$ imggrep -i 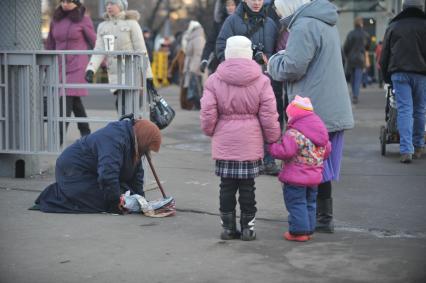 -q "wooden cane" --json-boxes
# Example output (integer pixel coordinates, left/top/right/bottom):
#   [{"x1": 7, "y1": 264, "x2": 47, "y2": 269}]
[{"x1": 145, "y1": 153, "x2": 167, "y2": 199}]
